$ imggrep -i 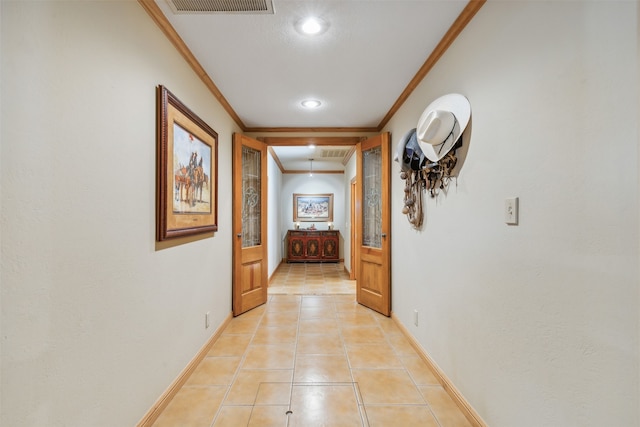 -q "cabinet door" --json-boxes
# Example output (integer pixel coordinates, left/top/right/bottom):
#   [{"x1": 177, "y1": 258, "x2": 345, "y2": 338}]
[
  {"x1": 305, "y1": 232, "x2": 322, "y2": 260},
  {"x1": 288, "y1": 232, "x2": 305, "y2": 261},
  {"x1": 322, "y1": 233, "x2": 339, "y2": 260}
]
